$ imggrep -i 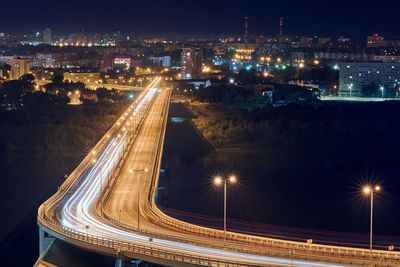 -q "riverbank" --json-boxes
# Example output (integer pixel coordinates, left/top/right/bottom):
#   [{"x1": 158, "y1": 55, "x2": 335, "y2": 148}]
[{"x1": 159, "y1": 101, "x2": 400, "y2": 248}]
